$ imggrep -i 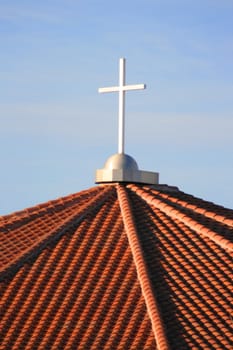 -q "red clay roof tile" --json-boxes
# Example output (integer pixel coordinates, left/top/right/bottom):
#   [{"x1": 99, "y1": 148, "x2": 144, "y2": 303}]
[
  {"x1": 117, "y1": 185, "x2": 168, "y2": 350},
  {"x1": 0, "y1": 183, "x2": 232, "y2": 349}
]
